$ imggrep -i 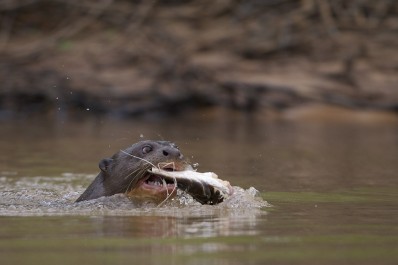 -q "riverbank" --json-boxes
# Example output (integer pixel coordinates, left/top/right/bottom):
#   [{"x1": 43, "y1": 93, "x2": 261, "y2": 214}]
[{"x1": 1, "y1": 0, "x2": 397, "y2": 121}]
